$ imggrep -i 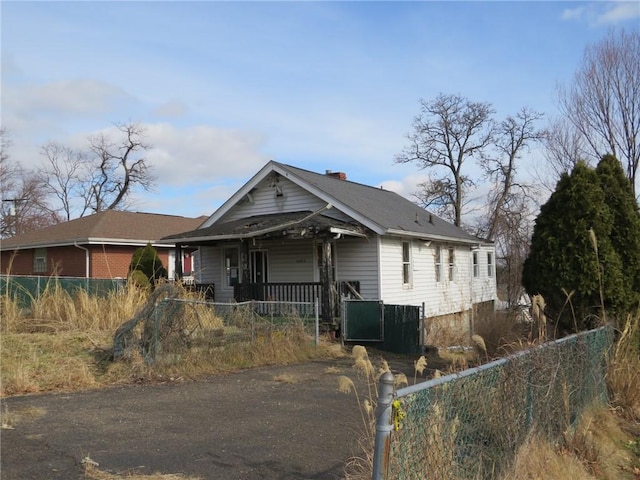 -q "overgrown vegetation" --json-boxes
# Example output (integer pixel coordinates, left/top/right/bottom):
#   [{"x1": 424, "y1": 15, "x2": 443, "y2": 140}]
[
  {"x1": 339, "y1": 310, "x2": 640, "y2": 479},
  {"x1": 0, "y1": 278, "x2": 332, "y2": 397}
]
